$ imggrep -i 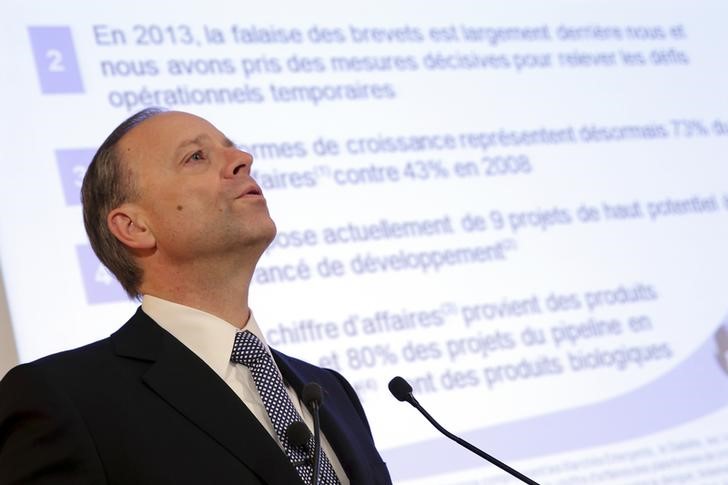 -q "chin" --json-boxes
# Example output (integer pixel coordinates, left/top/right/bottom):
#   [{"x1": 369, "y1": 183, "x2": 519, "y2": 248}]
[
  {"x1": 261, "y1": 218, "x2": 277, "y2": 247},
  {"x1": 249, "y1": 215, "x2": 277, "y2": 250}
]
